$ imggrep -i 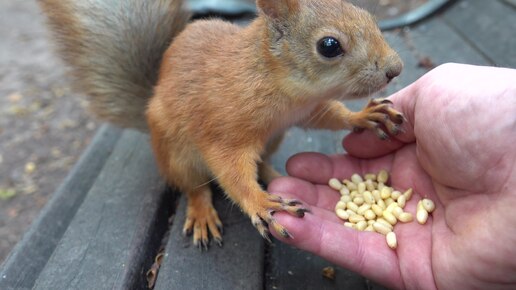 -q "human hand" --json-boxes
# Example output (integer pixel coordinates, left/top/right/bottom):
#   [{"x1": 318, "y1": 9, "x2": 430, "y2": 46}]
[{"x1": 269, "y1": 64, "x2": 516, "y2": 290}]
